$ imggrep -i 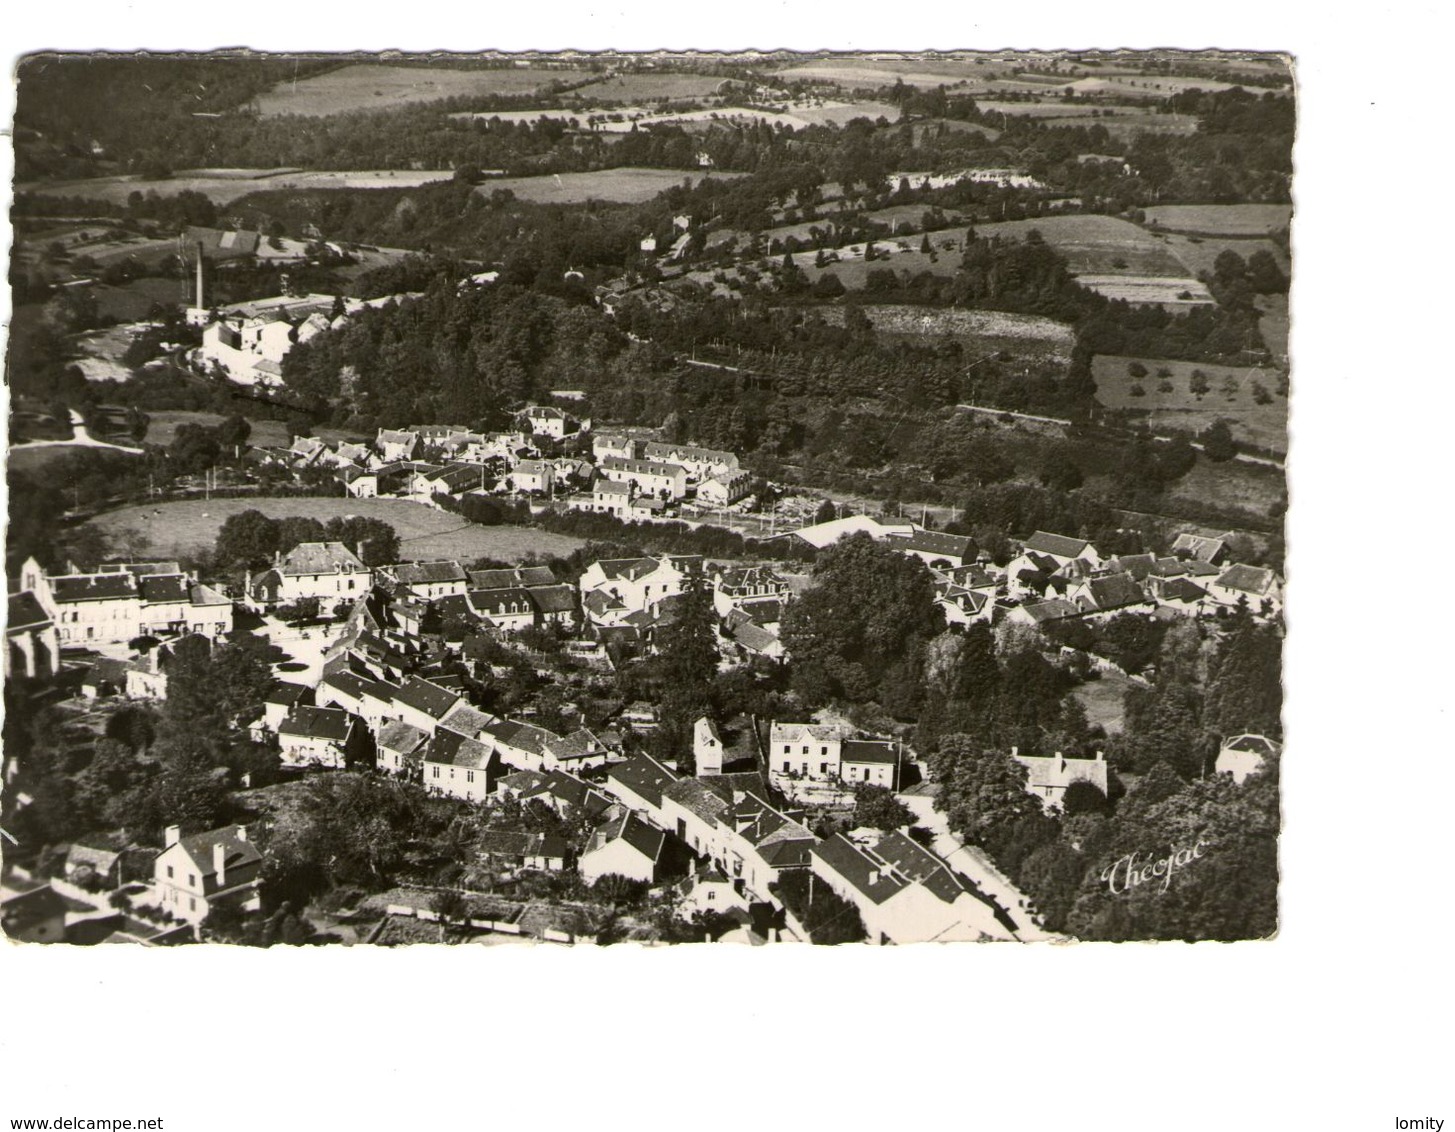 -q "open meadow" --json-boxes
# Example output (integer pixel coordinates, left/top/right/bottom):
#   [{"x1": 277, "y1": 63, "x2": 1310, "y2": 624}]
[
  {"x1": 1162, "y1": 232, "x2": 1290, "y2": 280},
  {"x1": 474, "y1": 168, "x2": 744, "y2": 204},
  {"x1": 1092, "y1": 354, "x2": 1287, "y2": 453},
  {"x1": 972, "y1": 214, "x2": 1189, "y2": 277},
  {"x1": 85, "y1": 497, "x2": 587, "y2": 564},
  {"x1": 813, "y1": 304, "x2": 1075, "y2": 360},
  {"x1": 568, "y1": 73, "x2": 736, "y2": 102},
  {"x1": 1142, "y1": 204, "x2": 1293, "y2": 237},
  {"x1": 253, "y1": 63, "x2": 572, "y2": 117},
  {"x1": 20, "y1": 168, "x2": 454, "y2": 207}
]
